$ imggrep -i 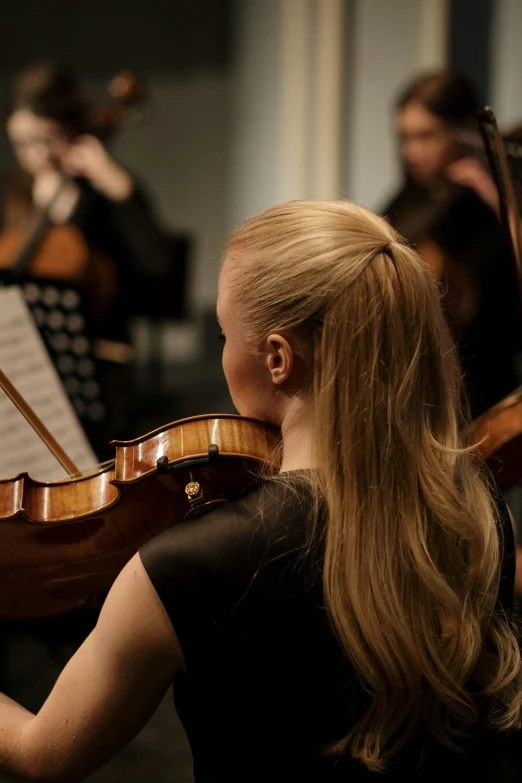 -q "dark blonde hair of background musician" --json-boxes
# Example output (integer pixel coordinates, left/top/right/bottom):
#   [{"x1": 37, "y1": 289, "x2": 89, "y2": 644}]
[{"x1": 0, "y1": 200, "x2": 520, "y2": 782}]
